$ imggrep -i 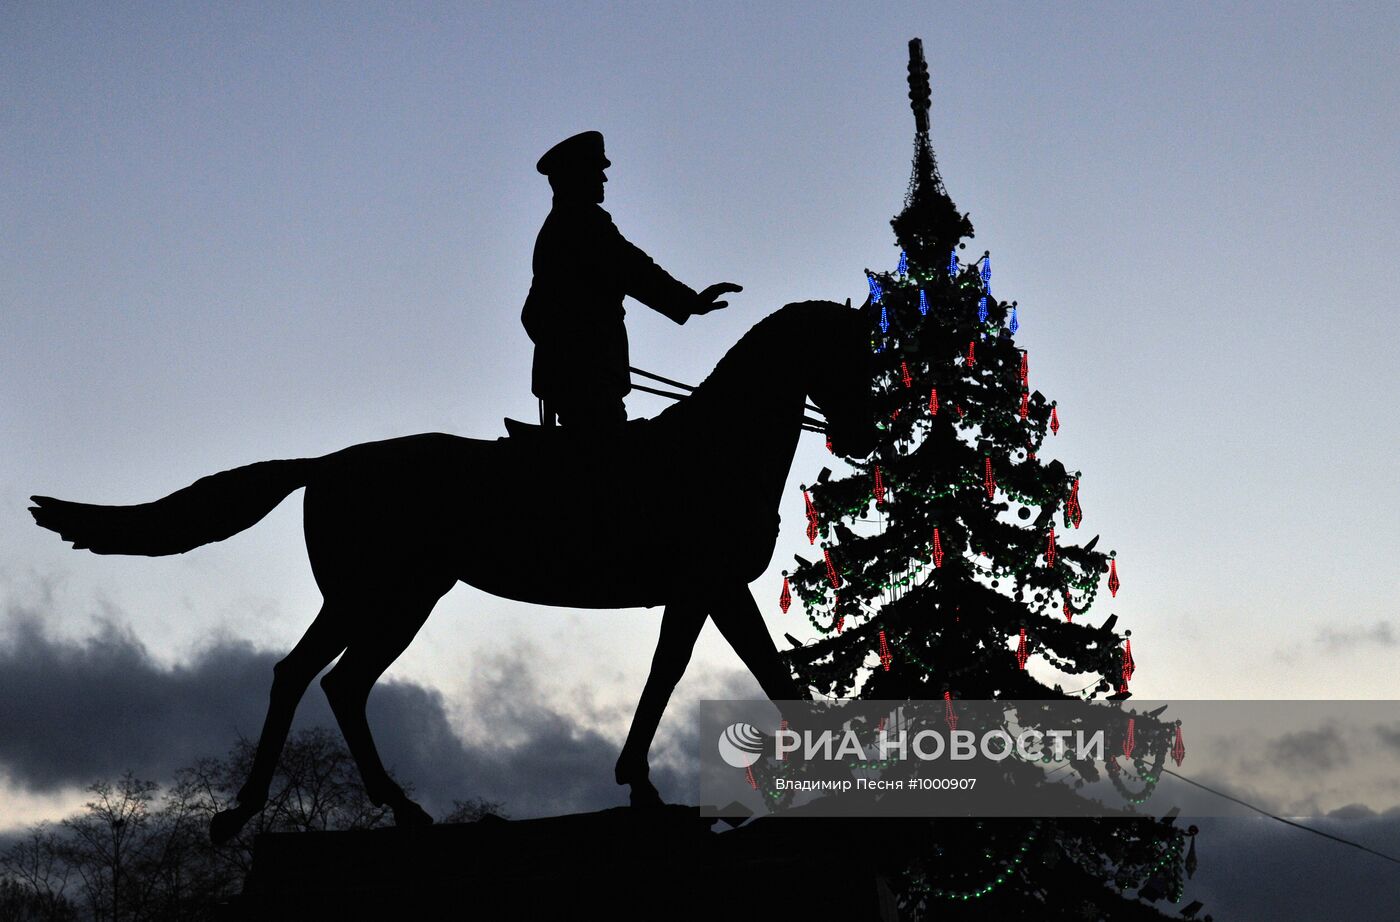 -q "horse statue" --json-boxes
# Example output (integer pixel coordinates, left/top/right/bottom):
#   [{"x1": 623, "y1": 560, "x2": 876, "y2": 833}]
[{"x1": 29, "y1": 299, "x2": 876, "y2": 844}]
